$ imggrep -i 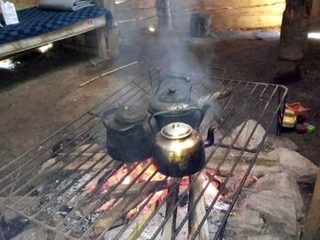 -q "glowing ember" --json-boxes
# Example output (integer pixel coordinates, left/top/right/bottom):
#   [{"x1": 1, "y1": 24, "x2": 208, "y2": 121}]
[
  {"x1": 96, "y1": 198, "x2": 117, "y2": 212},
  {"x1": 127, "y1": 190, "x2": 167, "y2": 220},
  {"x1": 202, "y1": 180, "x2": 219, "y2": 198}
]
